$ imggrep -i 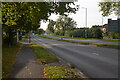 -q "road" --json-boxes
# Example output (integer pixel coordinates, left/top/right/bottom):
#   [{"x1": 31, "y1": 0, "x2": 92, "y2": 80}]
[
  {"x1": 44, "y1": 34, "x2": 120, "y2": 45},
  {"x1": 31, "y1": 35, "x2": 118, "y2": 78}
]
